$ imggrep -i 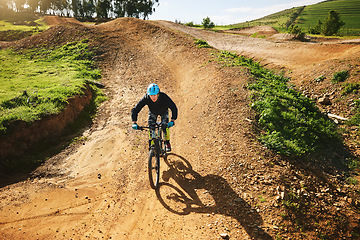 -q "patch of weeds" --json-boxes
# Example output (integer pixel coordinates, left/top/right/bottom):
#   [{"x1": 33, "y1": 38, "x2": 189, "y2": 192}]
[
  {"x1": 348, "y1": 100, "x2": 360, "y2": 126},
  {"x1": 315, "y1": 75, "x2": 326, "y2": 82},
  {"x1": 194, "y1": 39, "x2": 211, "y2": 48},
  {"x1": 332, "y1": 70, "x2": 349, "y2": 83},
  {"x1": 258, "y1": 195, "x2": 267, "y2": 203},
  {"x1": 346, "y1": 177, "x2": 358, "y2": 185},
  {"x1": 341, "y1": 82, "x2": 360, "y2": 95},
  {"x1": 251, "y1": 32, "x2": 266, "y2": 39},
  {"x1": 216, "y1": 50, "x2": 340, "y2": 156}
]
